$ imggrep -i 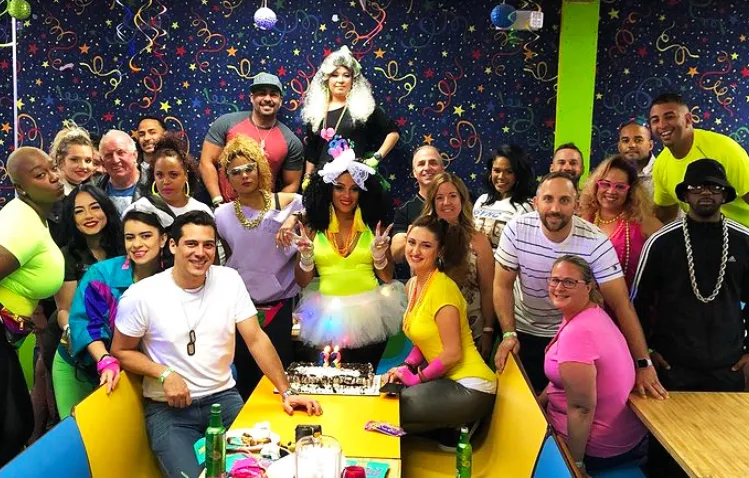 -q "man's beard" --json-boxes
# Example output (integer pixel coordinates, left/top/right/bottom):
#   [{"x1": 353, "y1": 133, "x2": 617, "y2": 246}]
[
  {"x1": 690, "y1": 200, "x2": 721, "y2": 218},
  {"x1": 539, "y1": 212, "x2": 570, "y2": 232}
]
